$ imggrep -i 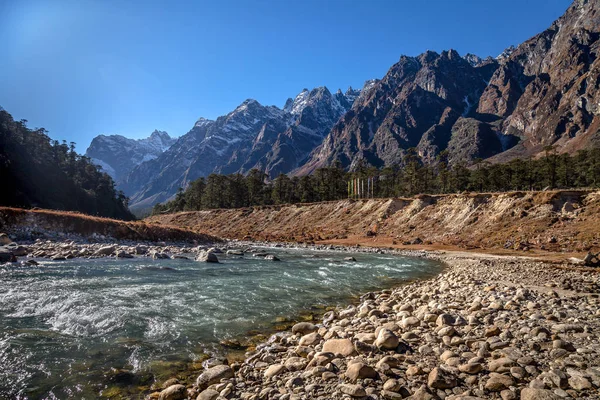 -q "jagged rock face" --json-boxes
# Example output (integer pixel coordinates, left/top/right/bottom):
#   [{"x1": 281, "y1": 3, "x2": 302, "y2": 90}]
[
  {"x1": 298, "y1": 0, "x2": 600, "y2": 173},
  {"x1": 121, "y1": 87, "x2": 360, "y2": 211},
  {"x1": 482, "y1": 0, "x2": 600, "y2": 160},
  {"x1": 85, "y1": 130, "x2": 175, "y2": 181},
  {"x1": 239, "y1": 87, "x2": 361, "y2": 176},
  {"x1": 104, "y1": 0, "x2": 600, "y2": 212},
  {"x1": 446, "y1": 118, "x2": 515, "y2": 165},
  {"x1": 121, "y1": 100, "x2": 286, "y2": 210},
  {"x1": 297, "y1": 50, "x2": 498, "y2": 173}
]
